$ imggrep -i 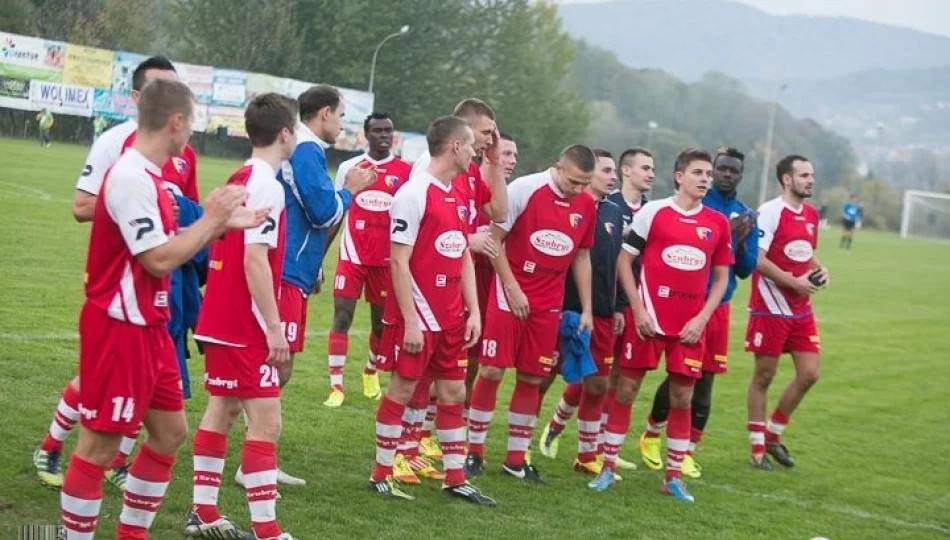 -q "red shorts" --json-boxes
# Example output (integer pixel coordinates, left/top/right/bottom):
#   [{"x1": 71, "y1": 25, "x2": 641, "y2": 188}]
[
  {"x1": 745, "y1": 313, "x2": 821, "y2": 357},
  {"x1": 479, "y1": 304, "x2": 560, "y2": 378},
  {"x1": 377, "y1": 321, "x2": 468, "y2": 381},
  {"x1": 474, "y1": 264, "x2": 494, "y2": 321},
  {"x1": 204, "y1": 343, "x2": 280, "y2": 398},
  {"x1": 614, "y1": 306, "x2": 637, "y2": 367},
  {"x1": 333, "y1": 259, "x2": 390, "y2": 306},
  {"x1": 278, "y1": 281, "x2": 308, "y2": 353},
  {"x1": 588, "y1": 316, "x2": 618, "y2": 376},
  {"x1": 78, "y1": 304, "x2": 183, "y2": 434},
  {"x1": 619, "y1": 332, "x2": 705, "y2": 380},
  {"x1": 702, "y1": 303, "x2": 731, "y2": 374}
]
